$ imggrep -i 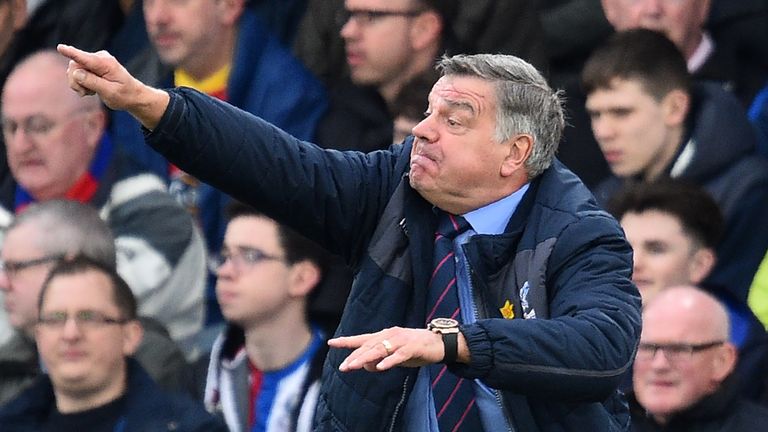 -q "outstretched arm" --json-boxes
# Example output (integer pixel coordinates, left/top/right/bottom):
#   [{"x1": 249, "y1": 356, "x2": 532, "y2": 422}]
[{"x1": 57, "y1": 44, "x2": 169, "y2": 130}]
